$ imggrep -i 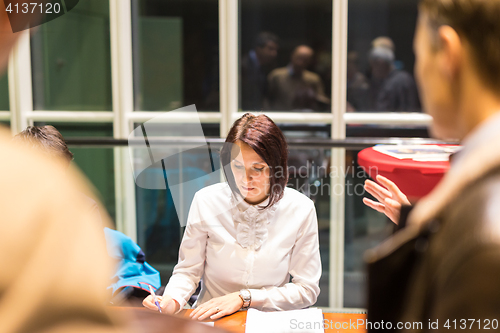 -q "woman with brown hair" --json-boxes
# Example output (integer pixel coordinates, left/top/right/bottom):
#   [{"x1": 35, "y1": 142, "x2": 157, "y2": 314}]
[{"x1": 143, "y1": 113, "x2": 321, "y2": 320}]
